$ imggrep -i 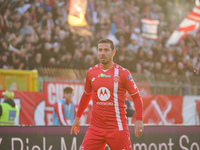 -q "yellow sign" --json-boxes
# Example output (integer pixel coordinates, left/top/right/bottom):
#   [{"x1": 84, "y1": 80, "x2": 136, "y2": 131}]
[{"x1": 0, "y1": 69, "x2": 38, "y2": 91}]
